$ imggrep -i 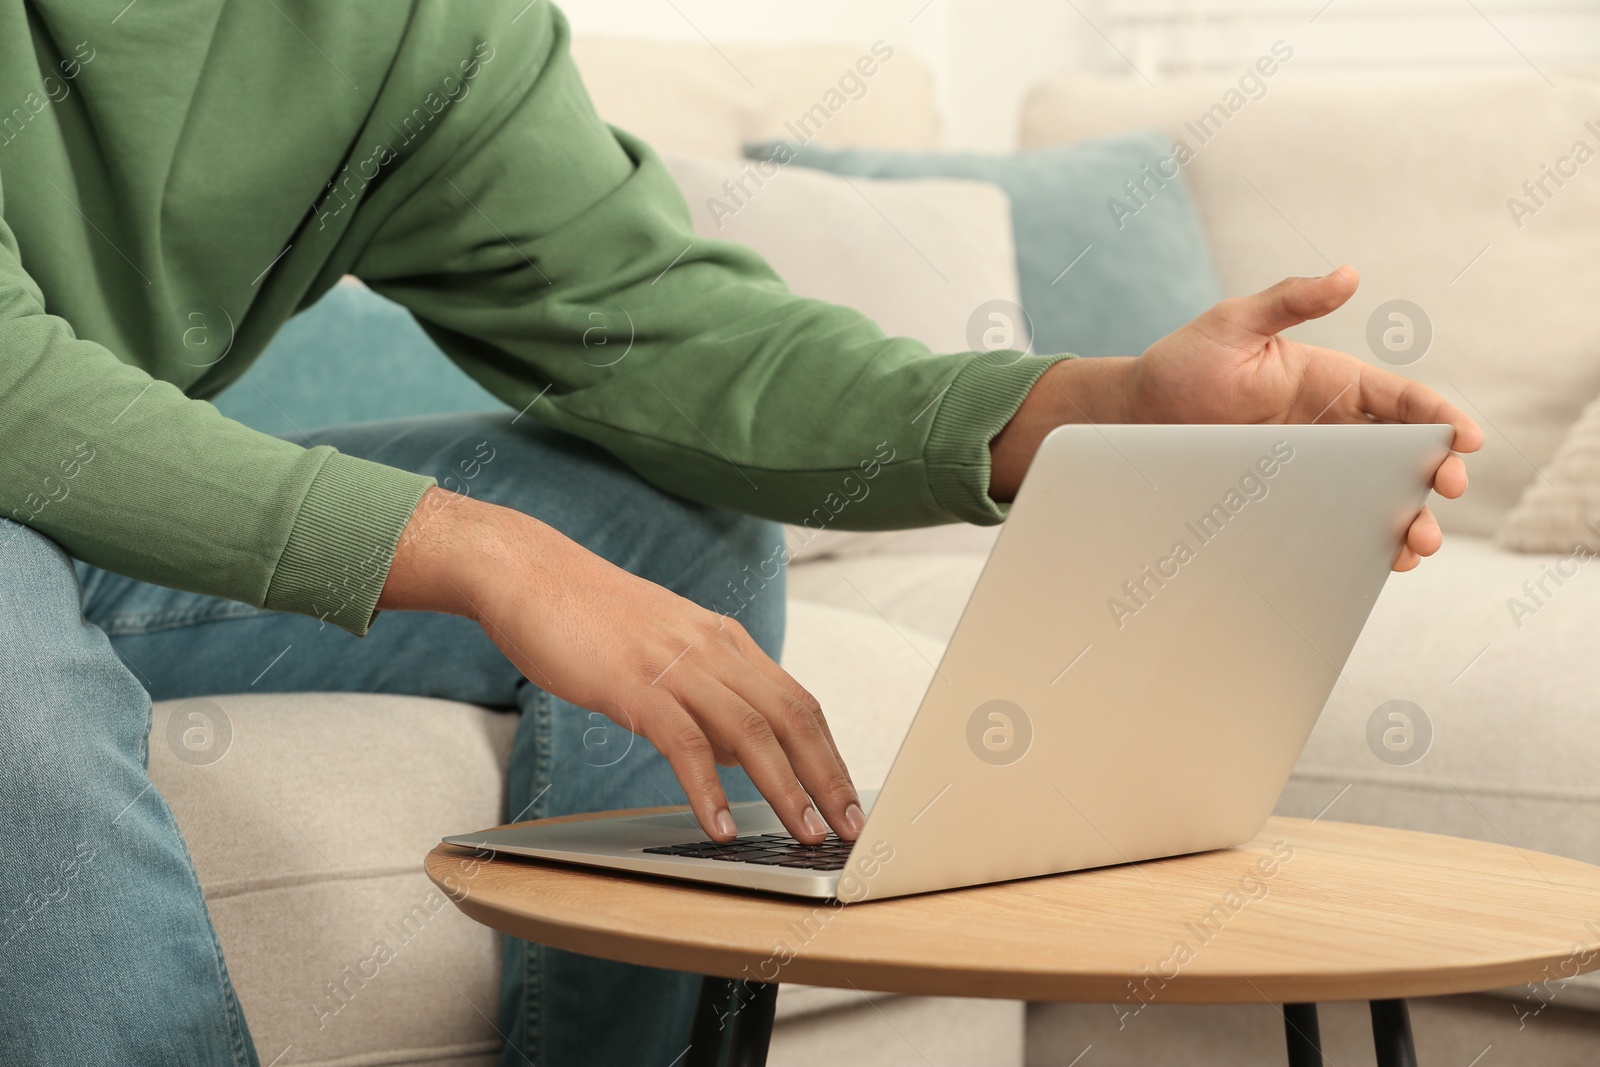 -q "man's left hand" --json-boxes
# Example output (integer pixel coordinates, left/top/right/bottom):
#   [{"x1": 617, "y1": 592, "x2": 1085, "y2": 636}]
[{"x1": 988, "y1": 266, "x2": 1484, "y2": 571}]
